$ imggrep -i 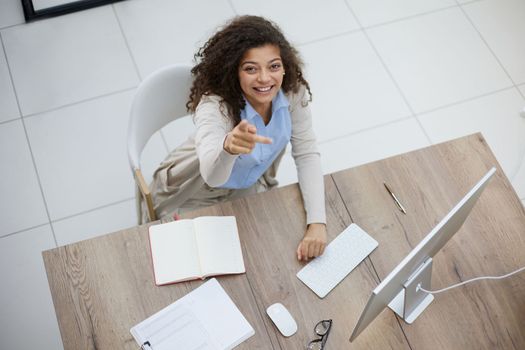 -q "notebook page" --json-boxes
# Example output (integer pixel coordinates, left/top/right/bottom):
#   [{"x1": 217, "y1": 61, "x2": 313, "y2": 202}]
[
  {"x1": 149, "y1": 219, "x2": 201, "y2": 285},
  {"x1": 194, "y1": 216, "x2": 245, "y2": 277},
  {"x1": 130, "y1": 303, "x2": 219, "y2": 350},
  {"x1": 189, "y1": 279, "x2": 255, "y2": 350}
]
